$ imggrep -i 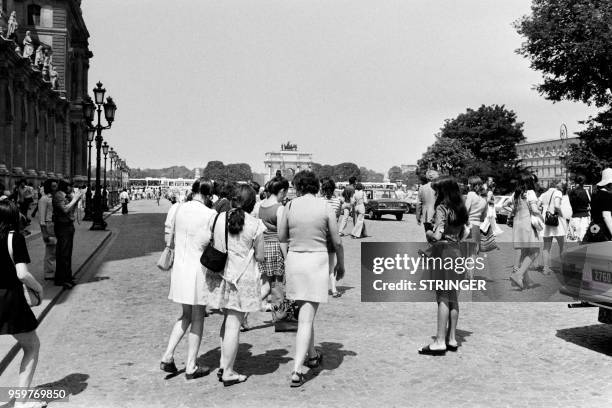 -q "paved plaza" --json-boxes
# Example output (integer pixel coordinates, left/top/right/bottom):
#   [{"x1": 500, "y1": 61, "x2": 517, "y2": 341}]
[{"x1": 1, "y1": 200, "x2": 611, "y2": 408}]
